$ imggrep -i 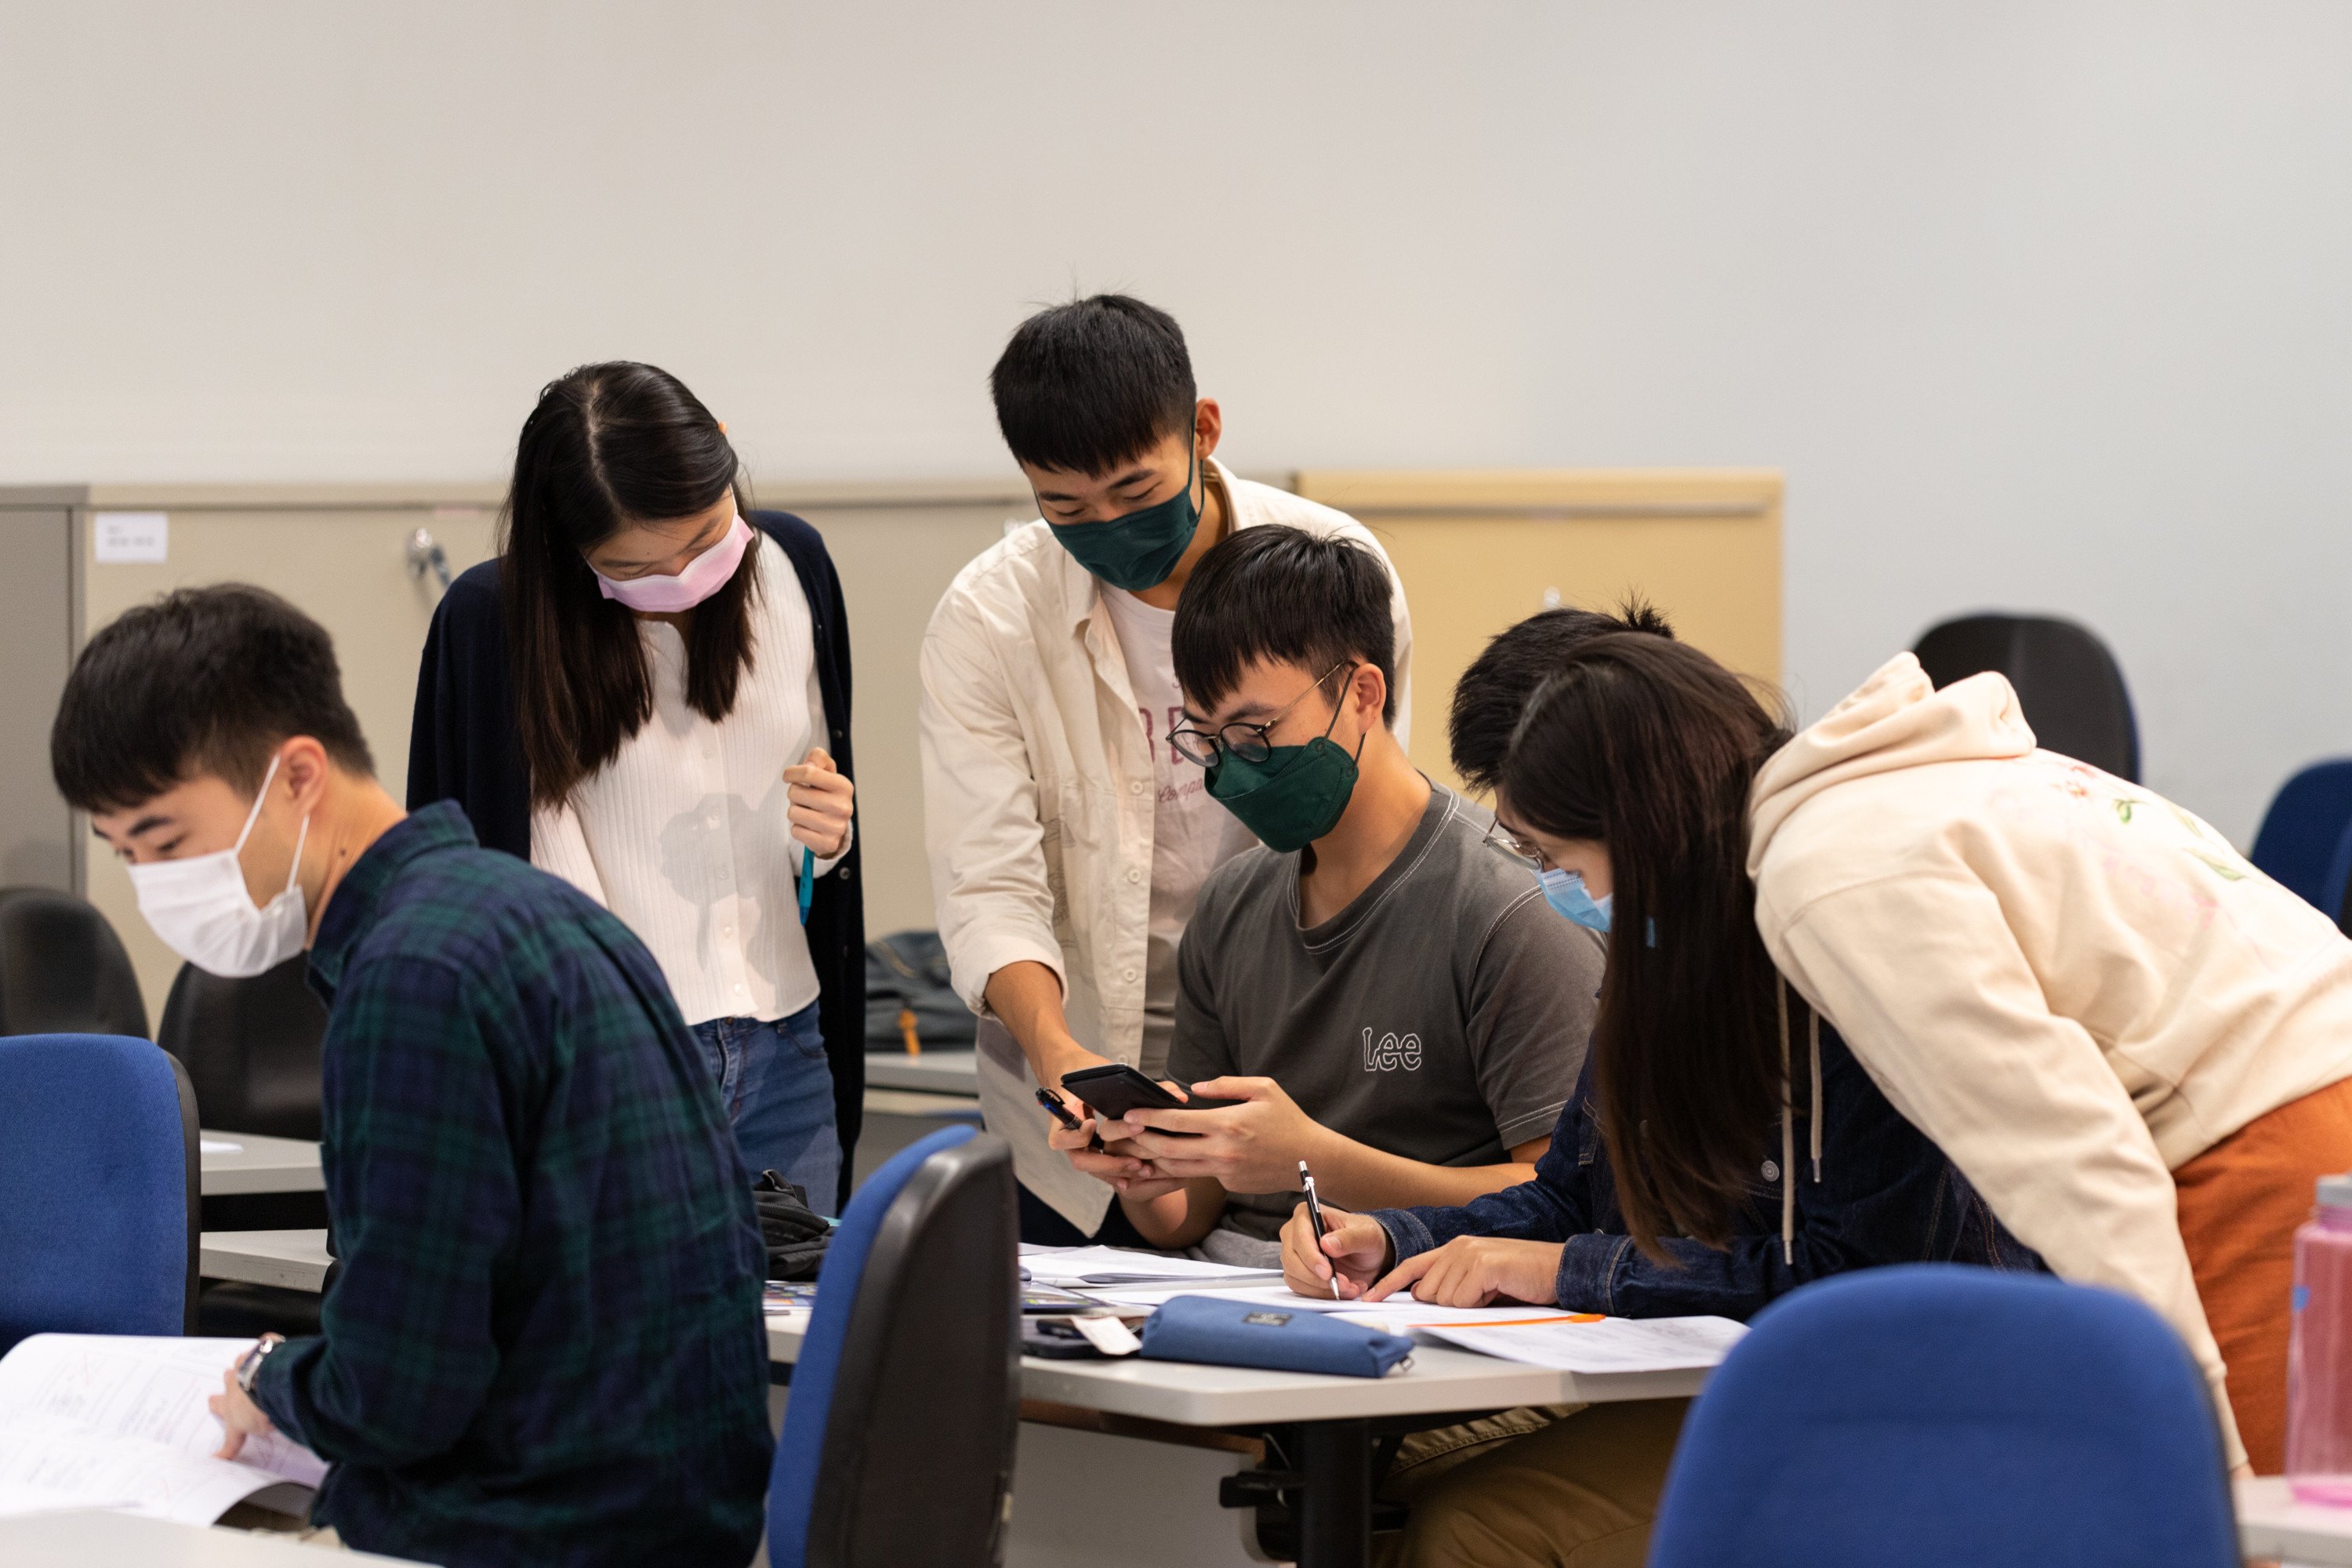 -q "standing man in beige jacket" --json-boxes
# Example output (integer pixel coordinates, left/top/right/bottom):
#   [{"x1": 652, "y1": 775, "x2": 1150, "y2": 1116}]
[{"x1": 918, "y1": 294, "x2": 1413, "y2": 1242}]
